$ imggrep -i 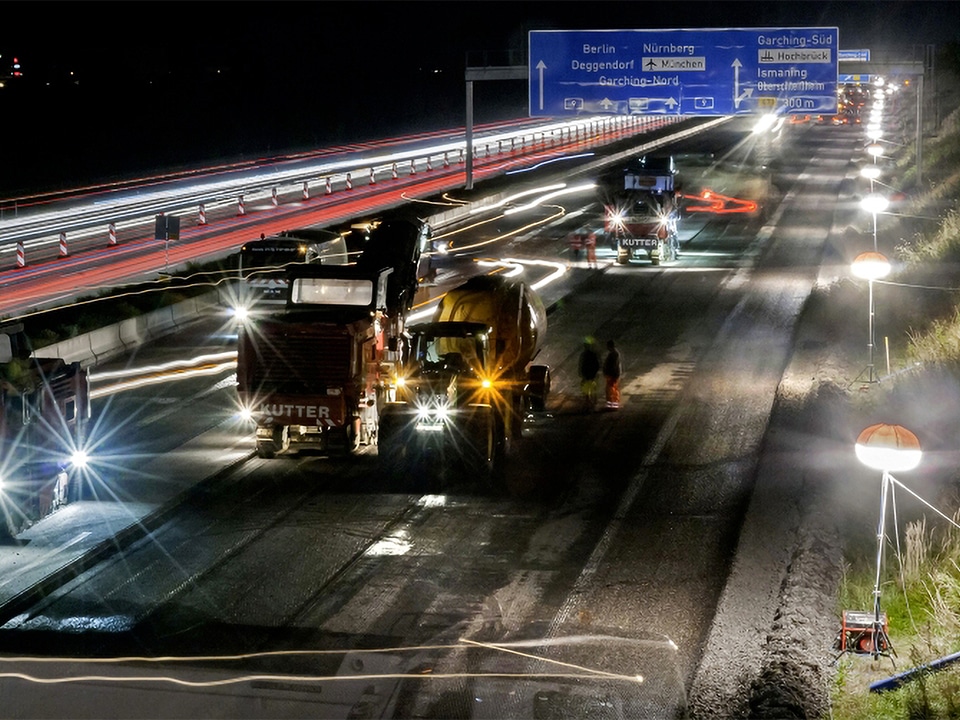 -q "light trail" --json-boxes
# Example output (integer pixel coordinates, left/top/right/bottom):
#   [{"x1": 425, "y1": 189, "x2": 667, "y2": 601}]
[
  {"x1": 89, "y1": 352, "x2": 238, "y2": 399},
  {"x1": 468, "y1": 183, "x2": 567, "y2": 214},
  {"x1": 0, "y1": 635, "x2": 650, "y2": 688},
  {"x1": 0, "y1": 114, "x2": 694, "y2": 317},
  {"x1": 503, "y1": 182, "x2": 597, "y2": 215},
  {"x1": 681, "y1": 189, "x2": 758, "y2": 214},
  {"x1": 506, "y1": 152, "x2": 596, "y2": 174},
  {"x1": 89, "y1": 352, "x2": 238, "y2": 381}
]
